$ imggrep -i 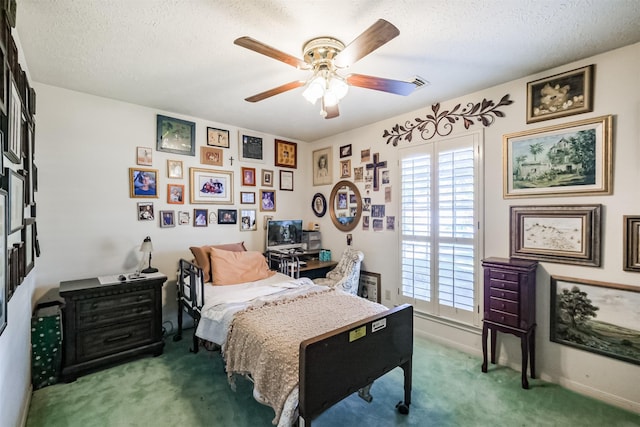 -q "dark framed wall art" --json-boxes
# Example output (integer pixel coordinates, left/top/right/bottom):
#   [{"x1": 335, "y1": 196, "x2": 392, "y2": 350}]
[{"x1": 156, "y1": 114, "x2": 195, "y2": 156}]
